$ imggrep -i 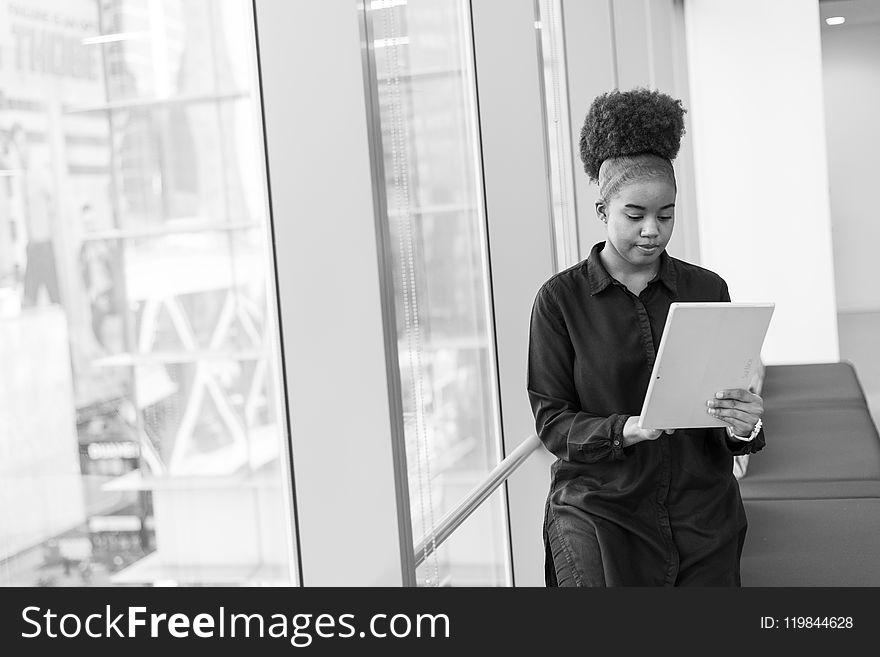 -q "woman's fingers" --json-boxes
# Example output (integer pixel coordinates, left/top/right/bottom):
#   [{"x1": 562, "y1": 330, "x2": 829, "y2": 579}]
[
  {"x1": 709, "y1": 398, "x2": 760, "y2": 411},
  {"x1": 707, "y1": 406, "x2": 752, "y2": 422},
  {"x1": 708, "y1": 390, "x2": 763, "y2": 418},
  {"x1": 707, "y1": 402, "x2": 758, "y2": 435},
  {"x1": 714, "y1": 389, "x2": 760, "y2": 403},
  {"x1": 712, "y1": 390, "x2": 763, "y2": 410}
]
